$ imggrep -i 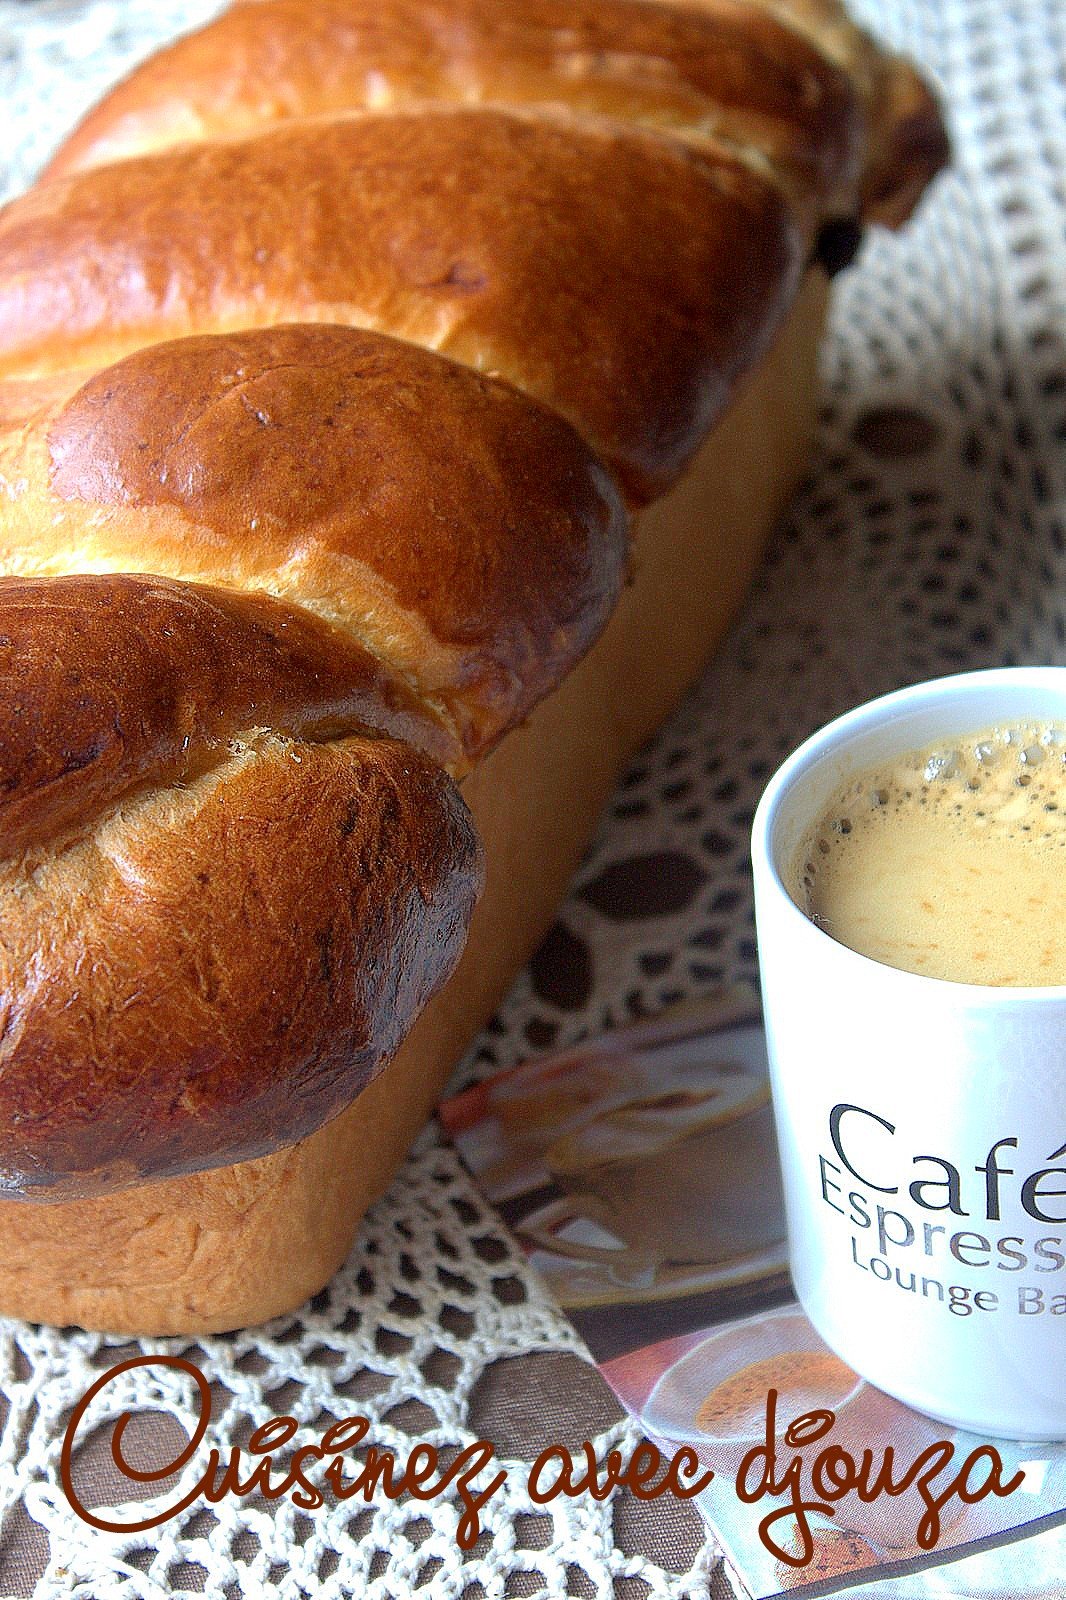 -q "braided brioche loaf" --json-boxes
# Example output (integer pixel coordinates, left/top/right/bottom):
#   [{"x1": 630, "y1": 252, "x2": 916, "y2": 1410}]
[{"x1": 0, "y1": 0, "x2": 946, "y2": 1331}]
